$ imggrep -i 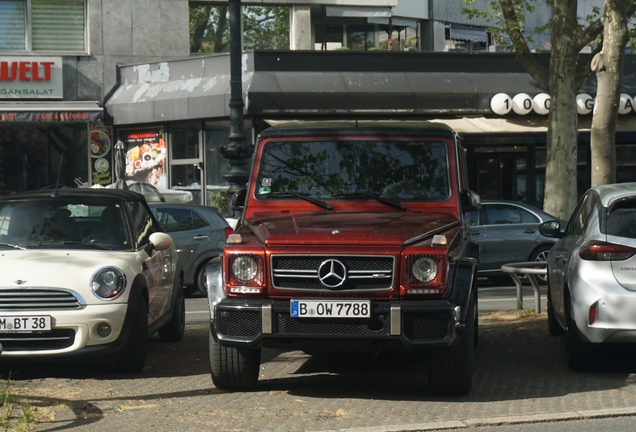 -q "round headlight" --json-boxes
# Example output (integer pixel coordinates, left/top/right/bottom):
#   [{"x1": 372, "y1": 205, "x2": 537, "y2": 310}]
[
  {"x1": 232, "y1": 256, "x2": 258, "y2": 282},
  {"x1": 412, "y1": 257, "x2": 438, "y2": 283},
  {"x1": 91, "y1": 267, "x2": 126, "y2": 300}
]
